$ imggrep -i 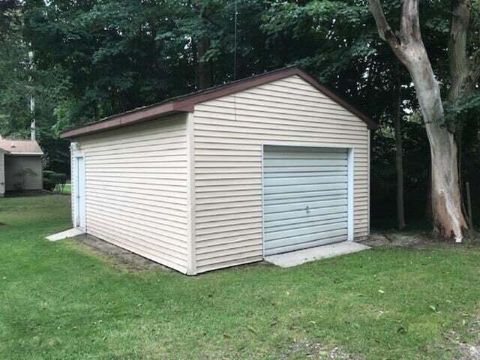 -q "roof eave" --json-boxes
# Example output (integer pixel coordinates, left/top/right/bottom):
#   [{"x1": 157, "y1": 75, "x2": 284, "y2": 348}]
[
  {"x1": 61, "y1": 103, "x2": 192, "y2": 139},
  {"x1": 6, "y1": 152, "x2": 43, "y2": 156}
]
